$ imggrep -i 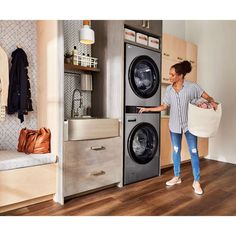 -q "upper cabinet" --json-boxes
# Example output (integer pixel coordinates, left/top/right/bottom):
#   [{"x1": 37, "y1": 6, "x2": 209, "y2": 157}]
[
  {"x1": 124, "y1": 20, "x2": 162, "y2": 36},
  {"x1": 186, "y1": 41, "x2": 197, "y2": 65},
  {"x1": 174, "y1": 37, "x2": 186, "y2": 62},
  {"x1": 185, "y1": 41, "x2": 197, "y2": 82},
  {"x1": 161, "y1": 33, "x2": 198, "y2": 83},
  {"x1": 162, "y1": 34, "x2": 186, "y2": 62}
]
